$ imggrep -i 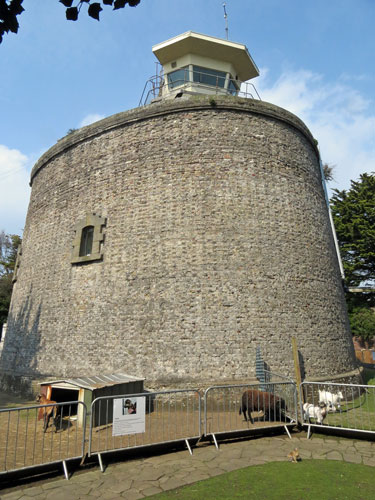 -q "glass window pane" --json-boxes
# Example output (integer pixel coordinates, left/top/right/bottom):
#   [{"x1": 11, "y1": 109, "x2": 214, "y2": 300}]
[
  {"x1": 192, "y1": 66, "x2": 226, "y2": 88},
  {"x1": 228, "y1": 79, "x2": 238, "y2": 95},
  {"x1": 167, "y1": 66, "x2": 189, "y2": 89},
  {"x1": 79, "y1": 226, "x2": 94, "y2": 256}
]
